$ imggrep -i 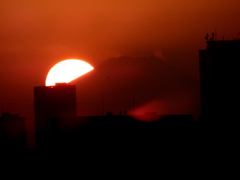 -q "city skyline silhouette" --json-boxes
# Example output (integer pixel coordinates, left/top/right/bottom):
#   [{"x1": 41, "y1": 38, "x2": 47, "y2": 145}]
[
  {"x1": 1, "y1": 38, "x2": 240, "y2": 149},
  {"x1": 1, "y1": 0, "x2": 240, "y2": 149},
  {"x1": 1, "y1": 1, "x2": 240, "y2": 118},
  {"x1": 1, "y1": 38, "x2": 239, "y2": 149}
]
